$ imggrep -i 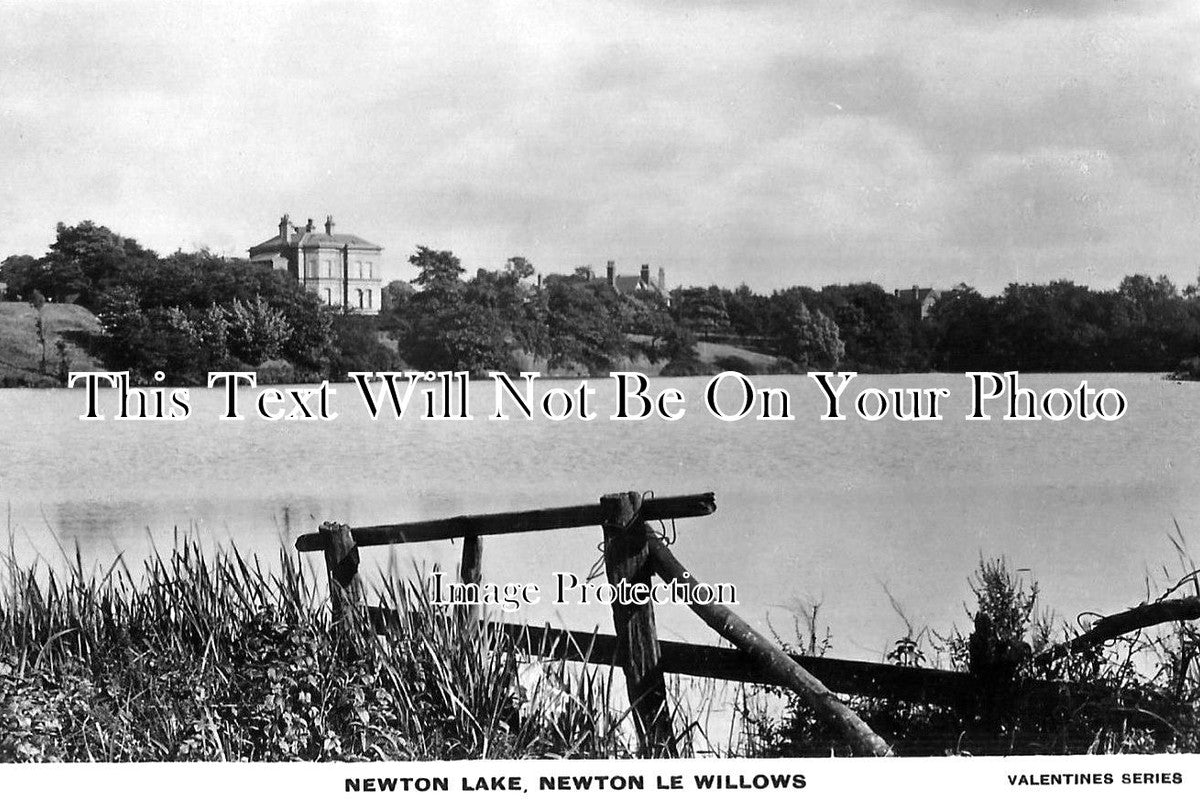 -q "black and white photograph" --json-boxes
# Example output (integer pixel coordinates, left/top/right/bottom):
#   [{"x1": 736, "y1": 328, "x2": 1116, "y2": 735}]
[{"x1": 1, "y1": 0, "x2": 1199, "y2": 794}]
